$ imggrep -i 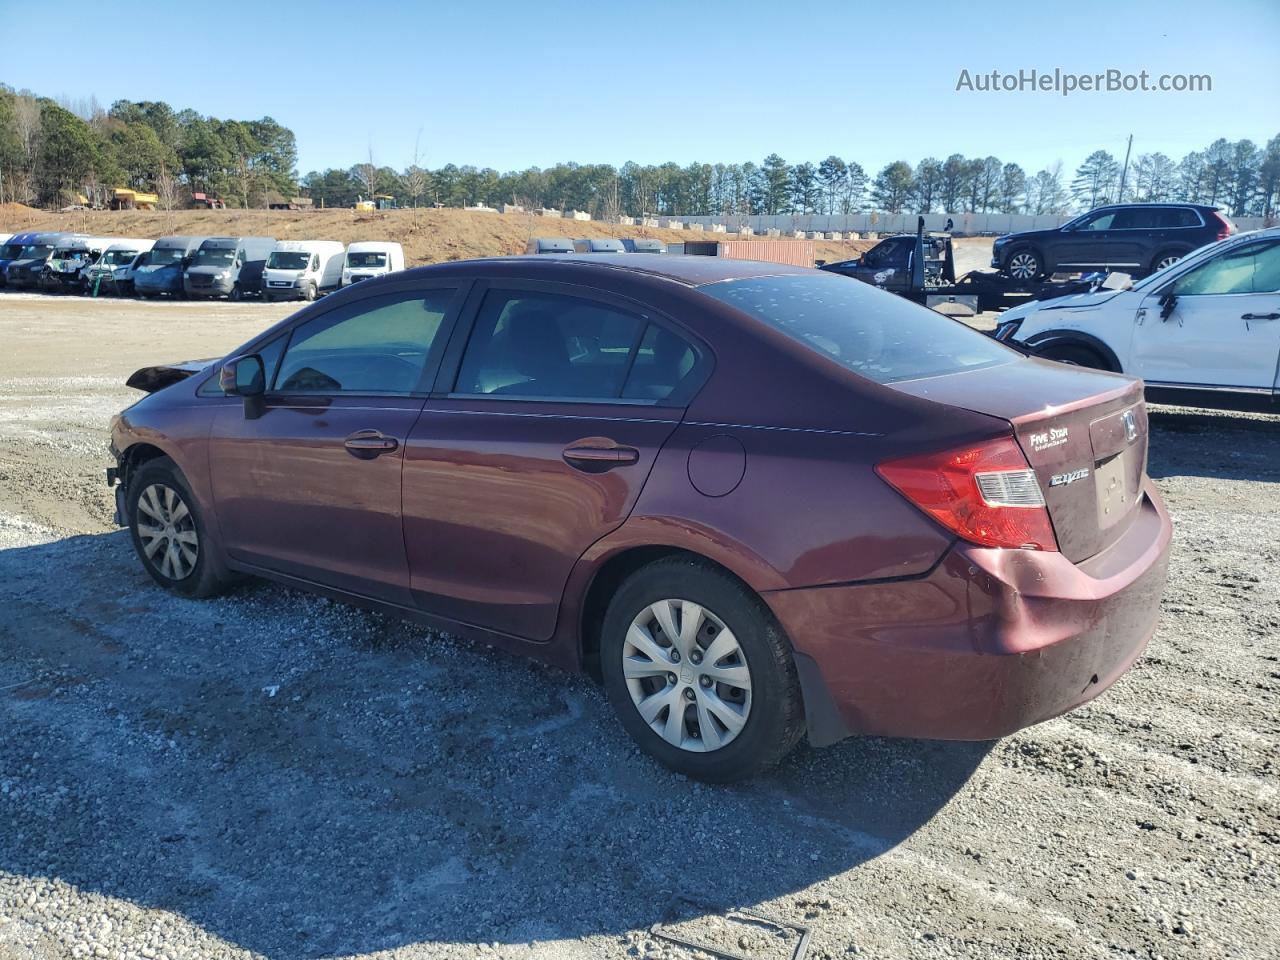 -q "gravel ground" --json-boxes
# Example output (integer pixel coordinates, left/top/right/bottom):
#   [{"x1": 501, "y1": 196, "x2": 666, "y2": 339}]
[{"x1": 0, "y1": 288, "x2": 1277, "y2": 960}]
